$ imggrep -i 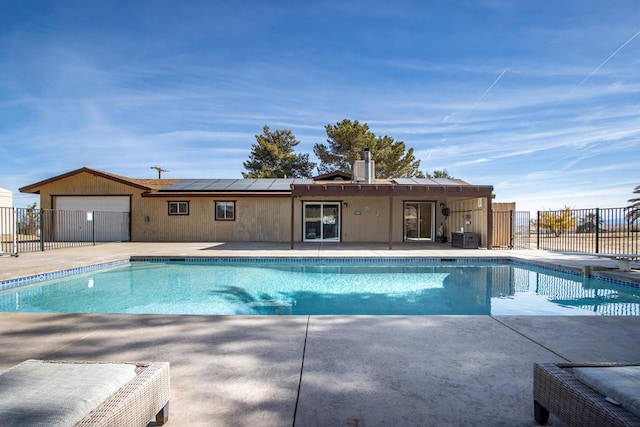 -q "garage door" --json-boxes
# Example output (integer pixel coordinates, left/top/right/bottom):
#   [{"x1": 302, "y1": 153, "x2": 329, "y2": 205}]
[{"x1": 54, "y1": 196, "x2": 130, "y2": 242}]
